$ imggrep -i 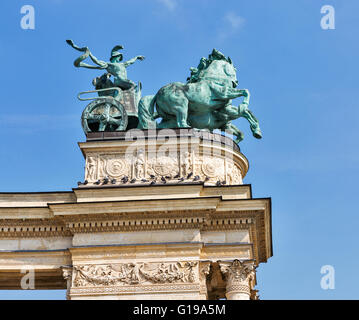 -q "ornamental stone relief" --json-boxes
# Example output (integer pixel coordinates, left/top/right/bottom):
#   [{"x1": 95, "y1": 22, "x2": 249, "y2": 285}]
[
  {"x1": 226, "y1": 161, "x2": 243, "y2": 185},
  {"x1": 106, "y1": 159, "x2": 127, "y2": 177},
  {"x1": 85, "y1": 156, "x2": 97, "y2": 182},
  {"x1": 180, "y1": 151, "x2": 193, "y2": 177},
  {"x1": 83, "y1": 150, "x2": 243, "y2": 186},
  {"x1": 133, "y1": 149, "x2": 146, "y2": 179},
  {"x1": 73, "y1": 261, "x2": 198, "y2": 287},
  {"x1": 201, "y1": 157, "x2": 224, "y2": 178},
  {"x1": 219, "y1": 260, "x2": 256, "y2": 295},
  {"x1": 147, "y1": 155, "x2": 179, "y2": 177}
]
